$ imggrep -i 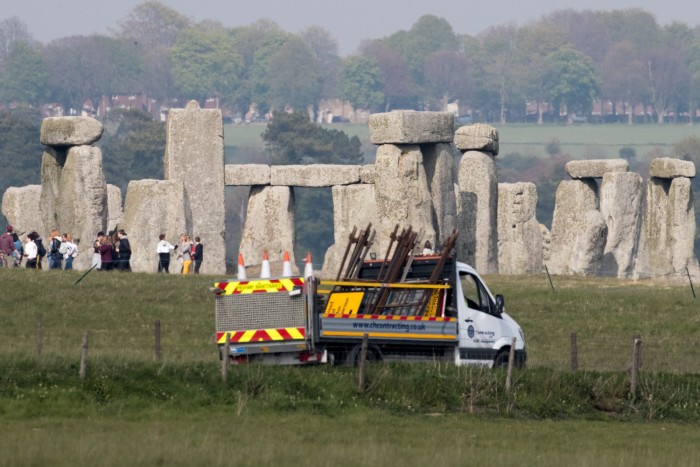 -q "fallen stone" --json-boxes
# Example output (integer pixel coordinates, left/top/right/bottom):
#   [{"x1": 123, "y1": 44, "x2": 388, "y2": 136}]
[
  {"x1": 225, "y1": 164, "x2": 271, "y2": 186},
  {"x1": 164, "y1": 100, "x2": 225, "y2": 274},
  {"x1": 322, "y1": 184, "x2": 378, "y2": 278},
  {"x1": 649, "y1": 157, "x2": 696, "y2": 179},
  {"x1": 270, "y1": 165, "x2": 360, "y2": 187},
  {"x1": 566, "y1": 159, "x2": 628, "y2": 179},
  {"x1": 123, "y1": 179, "x2": 190, "y2": 273},
  {"x1": 497, "y1": 182, "x2": 542, "y2": 274},
  {"x1": 454, "y1": 124, "x2": 499, "y2": 155},
  {"x1": 457, "y1": 150, "x2": 498, "y2": 273},
  {"x1": 239, "y1": 186, "x2": 296, "y2": 270},
  {"x1": 369, "y1": 111, "x2": 454, "y2": 145},
  {"x1": 40, "y1": 116, "x2": 104, "y2": 146},
  {"x1": 600, "y1": 172, "x2": 643, "y2": 277},
  {"x1": 1, "y1": 185, "x2": 44, "y2": 236}
]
